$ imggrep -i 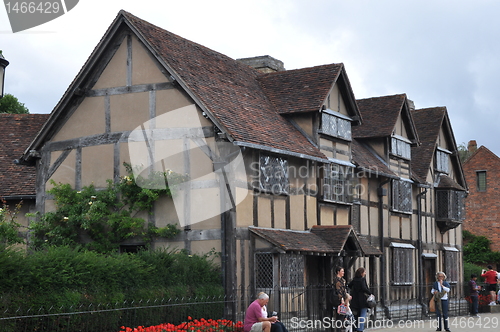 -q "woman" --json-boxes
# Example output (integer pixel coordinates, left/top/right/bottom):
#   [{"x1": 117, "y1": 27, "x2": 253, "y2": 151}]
[
  {"x1": 481, "y1": 265, "x2": 498, "y2": 305},
  {"x1": 332, "y1": 266, "x2": 350, "y2": 319},
  {"x1": 348, "y1": 267, "x2": 373, "y2": 332},
  {"x1": 431, "y1": 272, "x2": 451, "y2": 332}
]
